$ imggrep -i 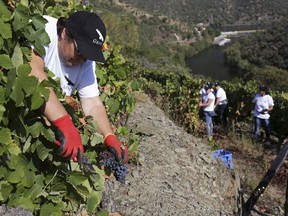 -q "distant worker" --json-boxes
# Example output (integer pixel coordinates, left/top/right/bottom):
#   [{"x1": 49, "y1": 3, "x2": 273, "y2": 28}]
[
  {"x1": 214, "y1": 82, "x2": 228, "y2": 126},
  {"x1": 199, "y1": 83, "x2": 216, "y2": 141},
  {"x1": 199, "y1": 81, "x2": 213, "y2": 103},
  {"x1": 199, "y1": 81, "x2": 213, "y2": 120},
  {"x1": 252, "y1": 85, "x2": 274, "y2": 144}
]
